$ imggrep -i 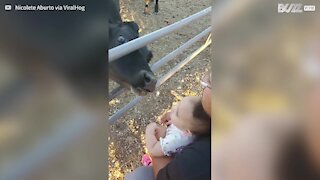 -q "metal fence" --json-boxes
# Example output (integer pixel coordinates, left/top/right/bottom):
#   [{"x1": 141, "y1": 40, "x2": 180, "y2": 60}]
[
  {"x1": 109, "y1": 7, "x2": 212, "y2": 123},
  {"x1": 0, "y1": 6, "x2": 212, "y2": 180}
]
